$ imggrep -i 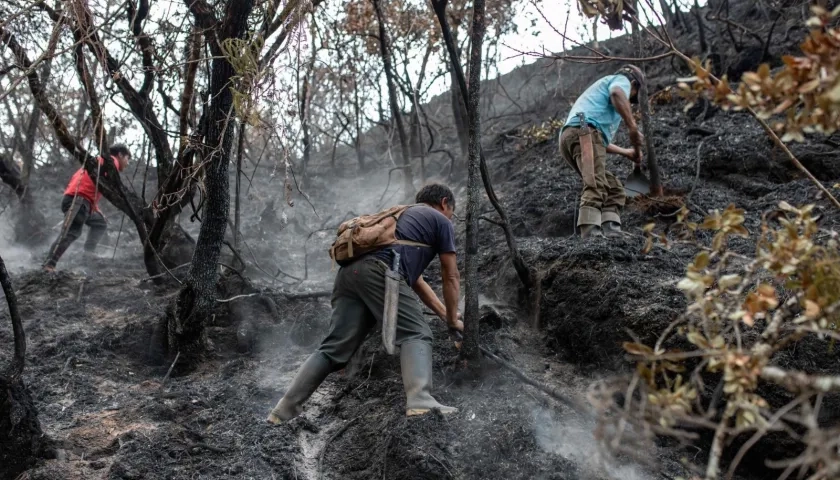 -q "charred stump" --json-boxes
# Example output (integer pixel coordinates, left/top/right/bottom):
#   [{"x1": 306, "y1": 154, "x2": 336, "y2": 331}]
[
  {"x1": 159, "y1": 0, "x2": 255, "y2": 364},
  {"x1": 0, "y1": 255, "x2": 49, "y2": 479}
]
